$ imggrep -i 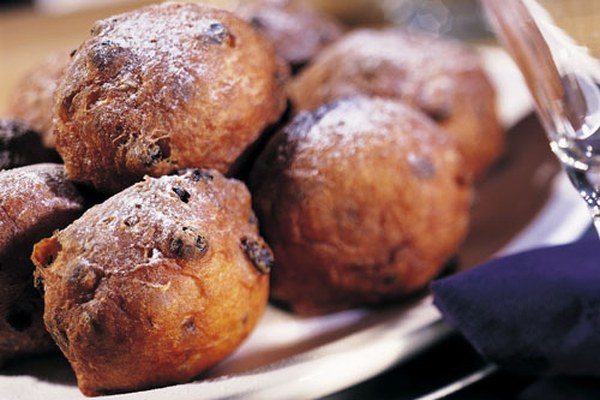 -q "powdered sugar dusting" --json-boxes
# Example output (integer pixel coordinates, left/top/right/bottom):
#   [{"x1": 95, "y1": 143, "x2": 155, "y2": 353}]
[
  {"x1": 82, "y1": 3, "x2": 235, "y2": 111},
  {"x1": 330, "y1": 29, "x2": 482, "y2": 75},
  {"x1": 62, "y1": 171, "x2": 223, "y2": 275},
  {"x1": 296, "y1": 97, "x2": 410, "y2": 154},
  {"x1": 0, "y1": 163, "x2": 85, "y2": 229},
  {"x1": 286, "y1": 97, "x2": 451, "y2": 175}
]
